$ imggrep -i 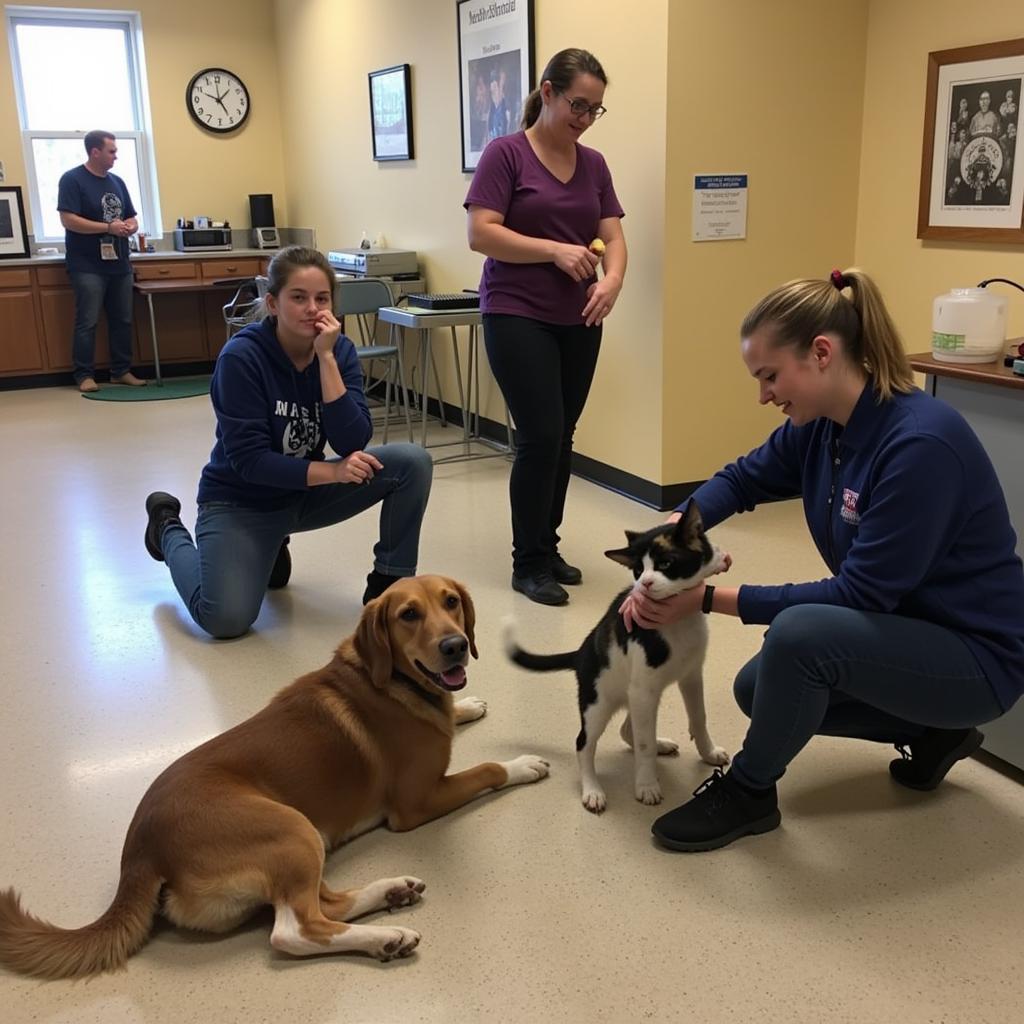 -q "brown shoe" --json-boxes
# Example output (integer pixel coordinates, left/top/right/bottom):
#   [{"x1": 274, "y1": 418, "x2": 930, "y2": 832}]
[
  {"x1": 110, "y1": 372, "x2": 147, "y2": 387},
  {"x1": 78, "y1": 377, "x2": 99, "y2": 393}
]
